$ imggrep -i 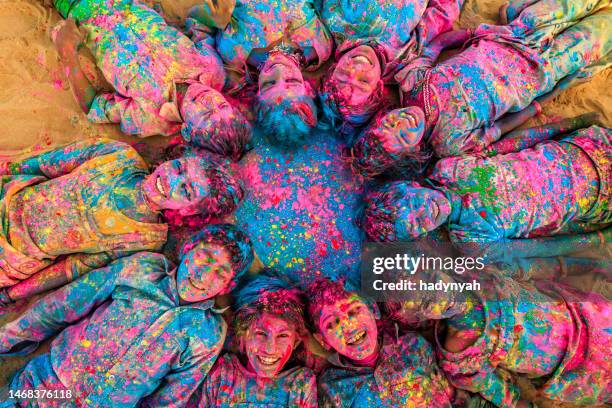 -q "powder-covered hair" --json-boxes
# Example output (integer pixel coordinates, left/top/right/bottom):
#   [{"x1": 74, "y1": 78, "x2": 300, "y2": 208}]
[
  {"x1": 181, "y1": 109, "x2": 252, "y2": 162},
  {"x1": 161, "y1": 154, "x2": 244, "y2": 227},
  {"x1": 361, "y1": 181, "x2": 420, "y2": 242},
  {"x1": 233, "y1": 271, "x2": 307, "y2": 338},
  {"x1": 319, "y1": 63, "x2": 386, "y2": 141},
  {"x1": 304, "y1": 278, "x2": 355, "y2": 329},
  {"x1": 255, "y1": 88, "x2": 318, "y2": 147},
  {"x1": 180, "y1": 223, "x2": 254, "y2": 285},
  {"x1": 347, "y1": 112, "x2": 431, "y2": 178}
]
